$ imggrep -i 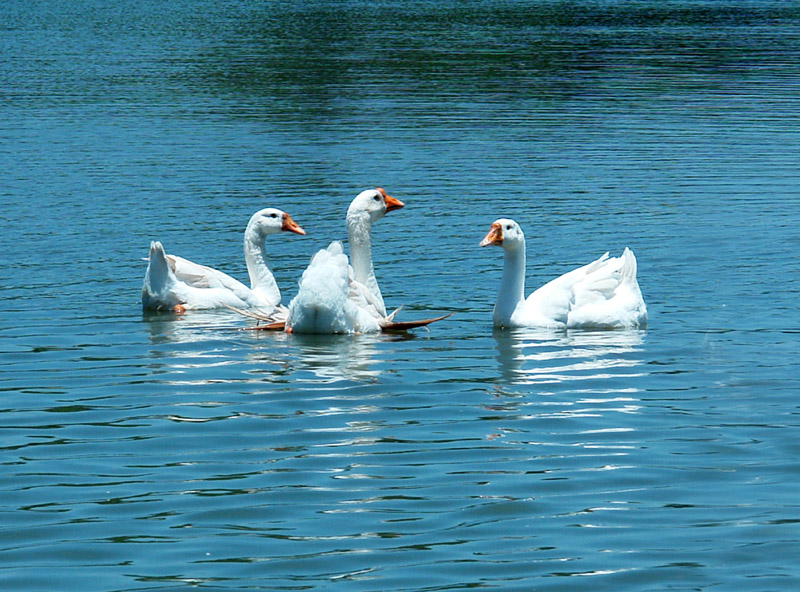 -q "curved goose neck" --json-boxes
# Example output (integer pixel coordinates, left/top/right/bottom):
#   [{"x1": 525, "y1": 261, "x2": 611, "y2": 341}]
[
  {"x1": 243, "y1": 227, "x2": 281, "y2": 306},
  {"x1": 347, "y1": 211, "x2": 386, "y2": 315},
  {"x1": 495, "y1": 241, "x2": 526, "y2": 323}
]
